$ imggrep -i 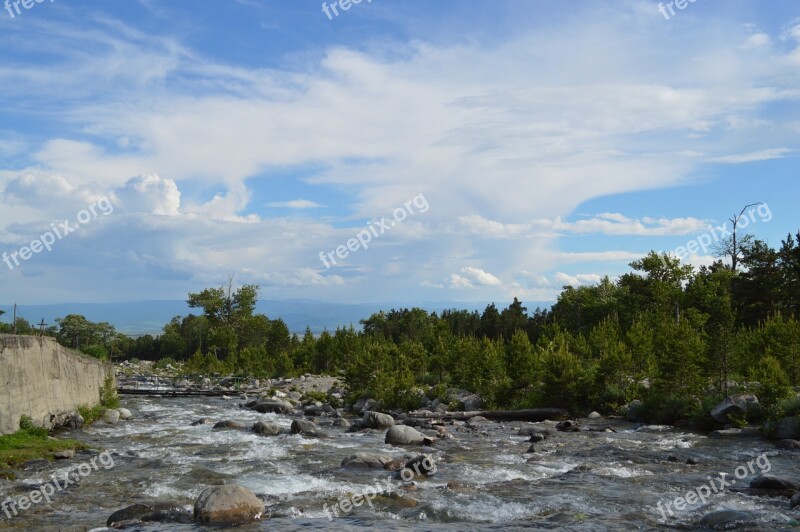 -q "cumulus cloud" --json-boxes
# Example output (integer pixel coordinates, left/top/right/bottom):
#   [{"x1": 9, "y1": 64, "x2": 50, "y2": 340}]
[{"x1": 114, "y1": 174, "x2": 181, "y2": 216}]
